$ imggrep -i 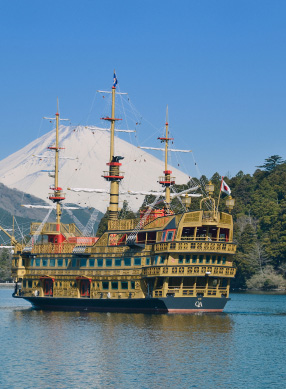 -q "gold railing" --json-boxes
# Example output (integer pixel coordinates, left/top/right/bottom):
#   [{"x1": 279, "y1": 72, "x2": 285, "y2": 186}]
[
  {"x1": 142, "y1": 265, "x2": 236, "y2": 278},
  {"x1": 154, "y1": 286, "x2": 228, "y2": 297},
  {"x1": 30, "y1": 223, "x2": 83, "y2": 236},
  {"x1": 154, "y1": 241, "x2": 236, "y2": 254},
  {"x1": 108, "y1": 215, "x2": 173, "y2": 231},
  {"x1": 31, "y1": 242, "x2": 77, "y2": 254}
]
